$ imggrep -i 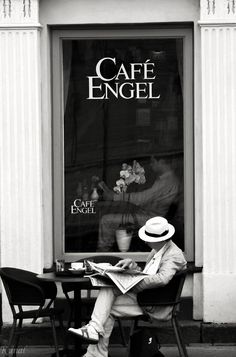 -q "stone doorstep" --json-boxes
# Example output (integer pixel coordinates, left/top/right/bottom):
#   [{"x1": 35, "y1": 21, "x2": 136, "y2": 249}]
[{"x1": 1, "y1": 320, "x2": 236, "y2": 346}]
